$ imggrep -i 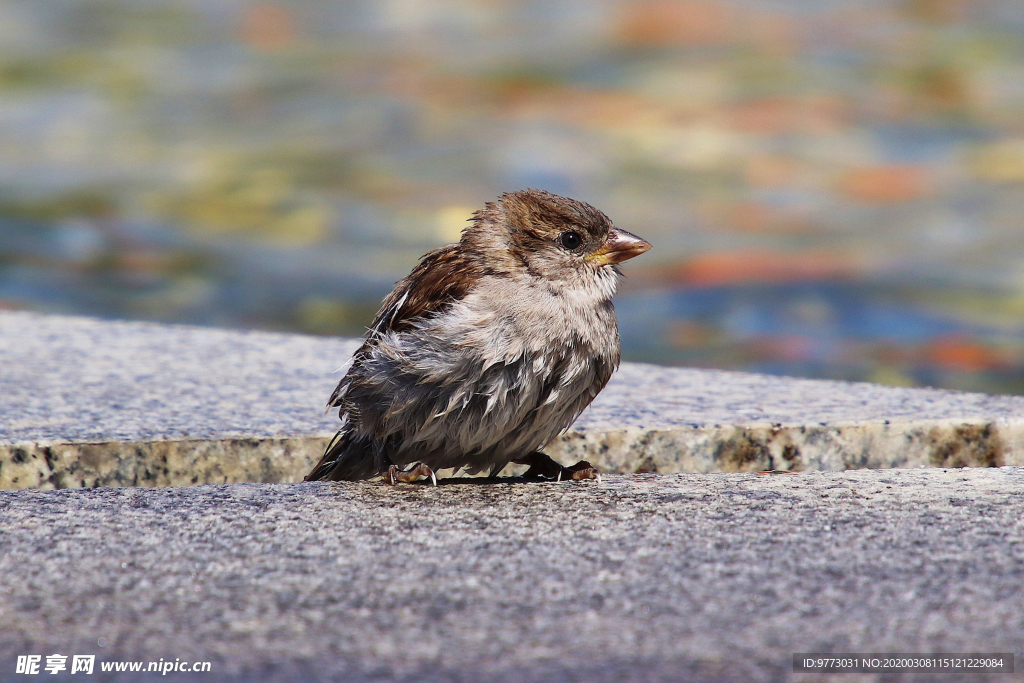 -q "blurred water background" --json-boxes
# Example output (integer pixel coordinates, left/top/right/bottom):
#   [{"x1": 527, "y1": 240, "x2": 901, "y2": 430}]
[{"x1": 1, "y1": 0, "x2": 1024, "y2": 393}]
